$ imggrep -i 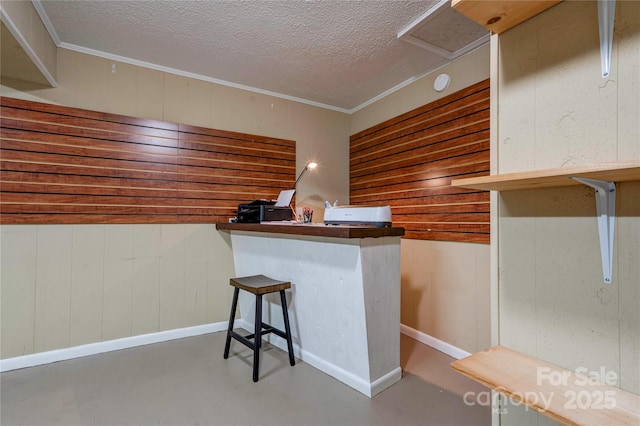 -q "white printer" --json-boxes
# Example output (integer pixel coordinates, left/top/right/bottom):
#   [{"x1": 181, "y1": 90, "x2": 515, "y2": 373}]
[{"x1": 323, "y1": 205, "x2": 392, "y2": 227}]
